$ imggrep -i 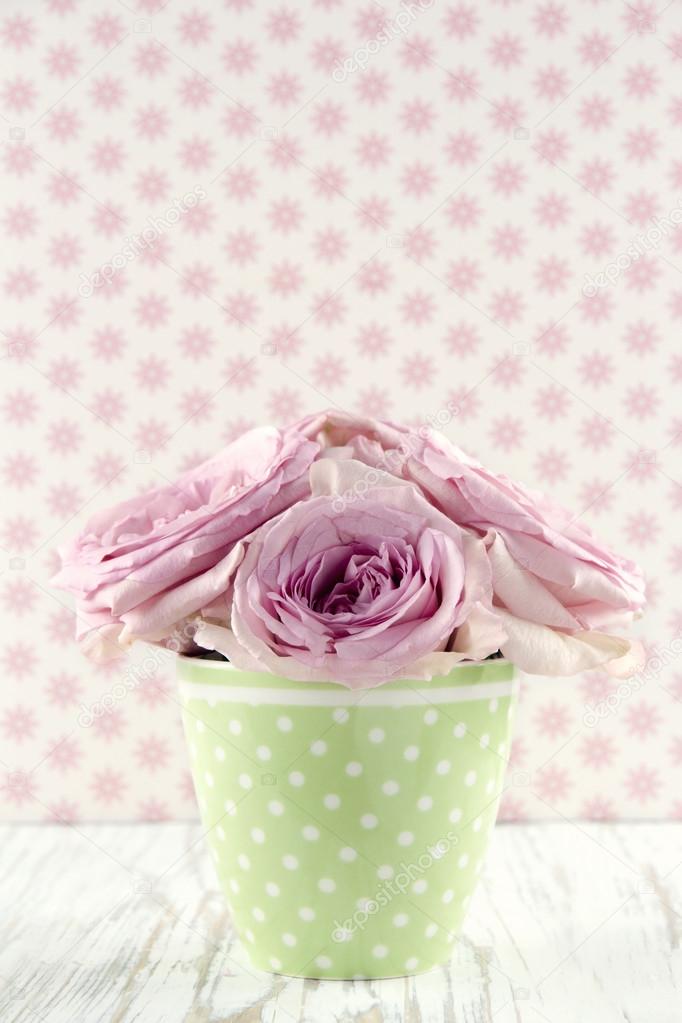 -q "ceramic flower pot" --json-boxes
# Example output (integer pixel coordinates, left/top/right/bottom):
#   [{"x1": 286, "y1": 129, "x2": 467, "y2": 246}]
[{"x1": 178, "y1": 657, "x2": 518, "y2": 979}]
